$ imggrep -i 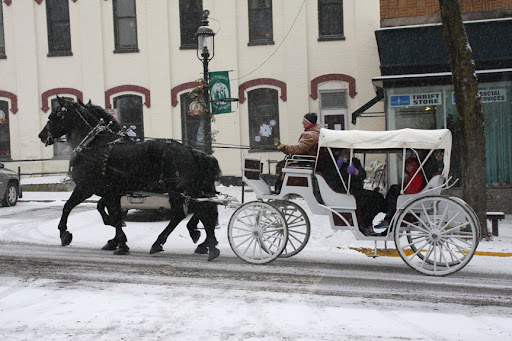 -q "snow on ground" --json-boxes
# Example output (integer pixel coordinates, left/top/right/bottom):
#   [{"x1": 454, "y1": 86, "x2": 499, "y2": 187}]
[{"x1": 0, "y1": 178, "x2": 511, "y2": 340}]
